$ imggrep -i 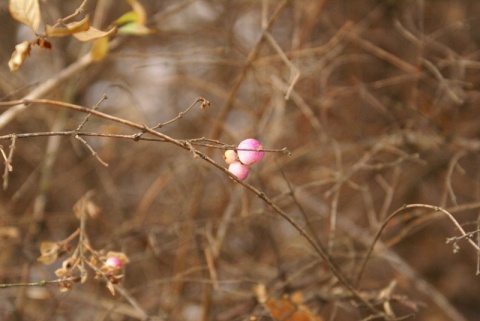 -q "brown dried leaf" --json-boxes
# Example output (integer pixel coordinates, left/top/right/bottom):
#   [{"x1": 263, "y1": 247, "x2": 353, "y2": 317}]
[
  {"x1": 264, "y1": 293, "x2": 324, "y2": 321},
  {"x1": 45, "y1": 15, "x2": 90, "y2": 37},
  {"x1": 0, "y1": 226, "x2": 20, "y2": 240},
  {"x1": 37, "y1": 241, "x2": 60, "y2": 265},
  {"x1": 8, "y1": 0, "x2": 41, "y2": 32},
  {"x1": 58, "y1": 280, "x2": 73, "y2": 292},
  {"x1": 8, "y1": 41, "x2": 31, "y2": 72},
  {"x1": 106, "y1": 281, "x2": 116, "y2": 295},
  {"x1": 73, "y1": 26, "x2": 117, "y2": 42},
  {"x1": 55, "y1": 268, "x2": 69, "y2": 278},
  {"x1": 73, "y1": 191, "x2": 102, "y2": 219}
]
